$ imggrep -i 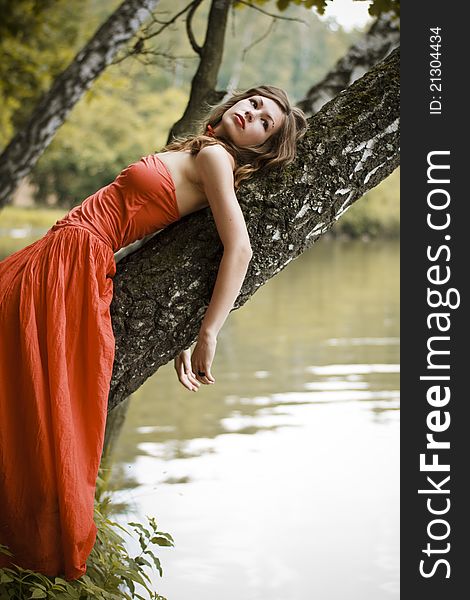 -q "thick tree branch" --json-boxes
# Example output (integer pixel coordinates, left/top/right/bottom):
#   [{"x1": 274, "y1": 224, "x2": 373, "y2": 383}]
[
  {"x1": 167, "y1": 0, "x2": 232, "y2": 141},
  {"x1": 0, "y1": 0, "x2": 160, "y2": 208},
  {"x1": 108, "y1": 48, "x2": 400, "y2": 411},
  {"x1": 298, "y1": 12, "x2": 399, "y2": 116}
]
